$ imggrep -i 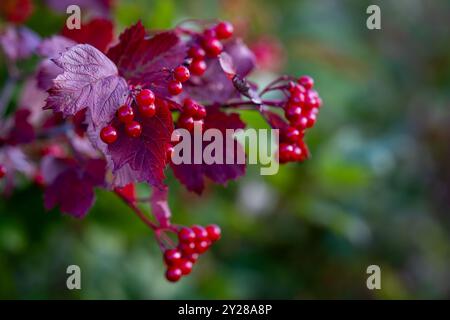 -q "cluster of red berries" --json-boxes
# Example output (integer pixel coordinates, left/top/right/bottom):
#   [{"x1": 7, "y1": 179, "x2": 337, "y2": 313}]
[
  {"x1": 185, "y1": 21, "x2": 234, "y2": 79},
  {"x1": 100, "y1": 89, "x2": 156, "y2": 144},
  {"x1": 279, "y1": 75, "x2": 323, "y2": 163},
  {"x1": 164, "y1": 224, "x2": 221, "y2": 282},
  {"x1": 167, "y1": 65, "x2": 190, "y2": 96},
  {"x1": 177, "y1": 98, "x2": 207, "y2": 131},
  {"x1": 0, "y1": 164, "x2": 5, "y2": 179}
]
